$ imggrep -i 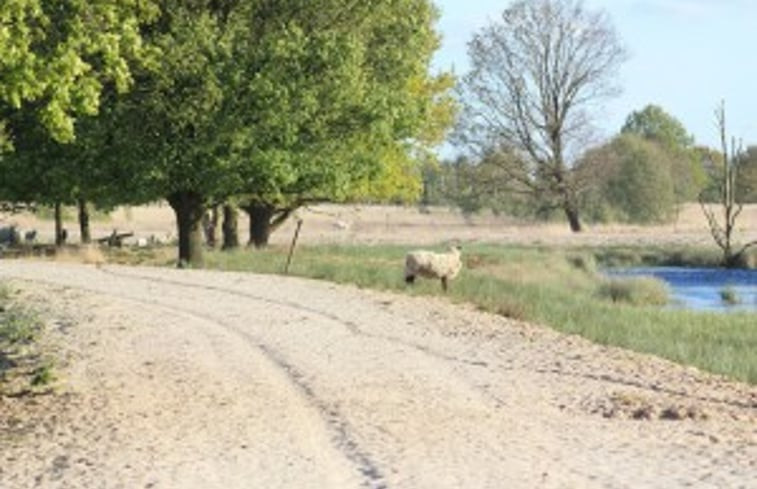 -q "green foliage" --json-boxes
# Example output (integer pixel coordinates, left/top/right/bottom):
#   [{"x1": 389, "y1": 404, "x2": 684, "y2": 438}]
[
  {"x1": 621, "y1": 104, "x2": 694, "y2": 150},
  {"x1": 621, "y1": 104, "x2": 707, "y2": 204},
  {"x1": 579, "y1": 134, "x2": 677, "y2": 224},
  {"x1": 1, "y1": 286, "x2": 56, "y2": 392},
  {"x1": 737, "y1": 146, "x2": 757, "y2": 202},
  {"x1": 0, "y1": 0, "x2": 160, "y2": 146},
  {"x1": 31, "y1": 360, "x2": 55, "y2": 387},
  {"x1": 226, "y1": 0, "x2": 453, "y2": 207},
  {"x1": 2, "y1": 1, "x2": 452, "y2": 261},
  {"x1": 719, "y1": 286, "x2": 741, "y2": 305},
  {"x1": 0, "y1": 306, "x2": 39, "y2": 345}
]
